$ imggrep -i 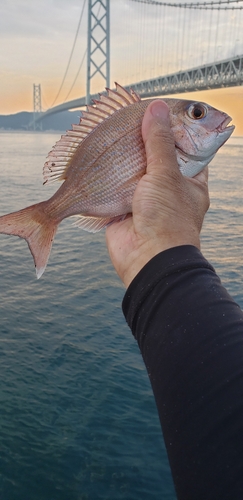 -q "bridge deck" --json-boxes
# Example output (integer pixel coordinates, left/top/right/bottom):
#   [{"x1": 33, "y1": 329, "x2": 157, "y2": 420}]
[{"x1": 32, "y1": 55, "x2": 243, "y2": 124}]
